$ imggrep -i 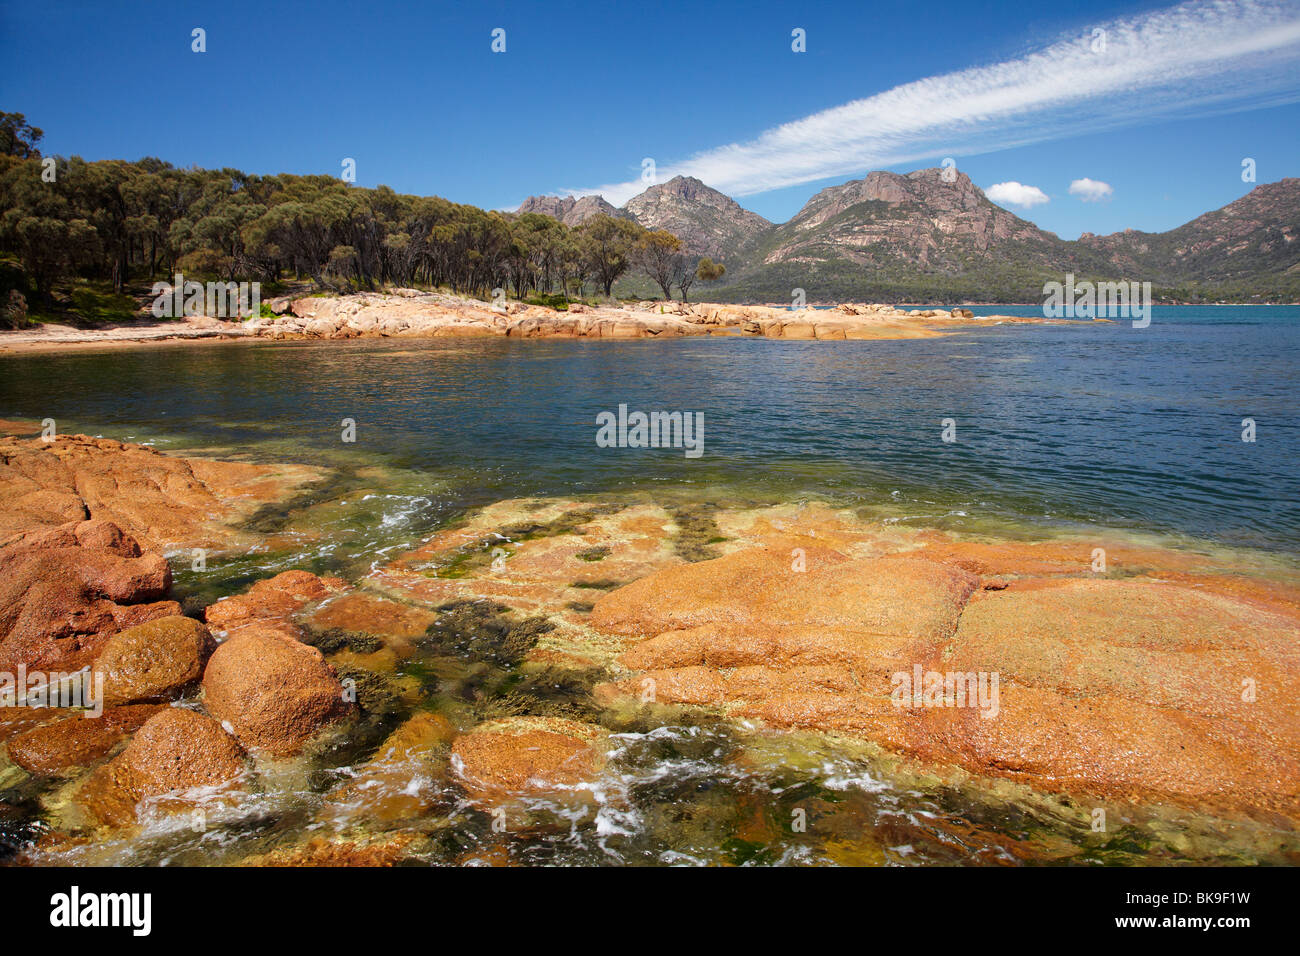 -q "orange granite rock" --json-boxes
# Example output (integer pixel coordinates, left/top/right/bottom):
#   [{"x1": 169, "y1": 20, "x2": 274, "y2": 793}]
[
  {"x1": 204, "y1": 570, "x2": 348, "y2": 640},
  {"x1": 450, "y1": 717, "x2": 605, "y2": 804},
  {"x1": 7, "y1": 704, "x2": 166, "y2": 775},
  {"x1": 92, "y1": 616, "x2": 216, "y2": 706},
  {"x1": 0, "y1": 519, "x2": 174, "y2": 673},
  {"x1": 589, "y1": 528, "x2": 1300, "y2": 817},
  {"x1": 202, "y1": 625, "x2": 354, "y2": 756},
  {"x1": 0, "y1": 434, "x2": 323, "y2": 552},
  {"x1": 77, "y1": 708, "x2": 248, "y2": 826}
]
